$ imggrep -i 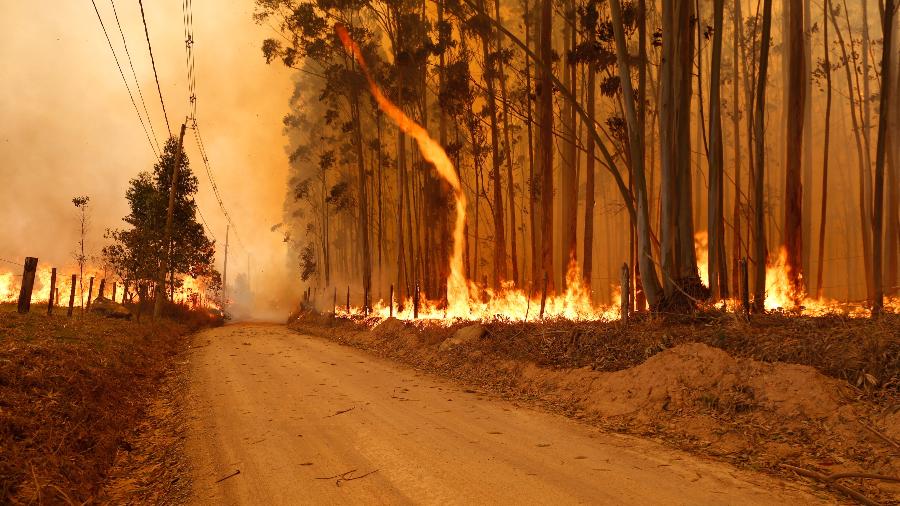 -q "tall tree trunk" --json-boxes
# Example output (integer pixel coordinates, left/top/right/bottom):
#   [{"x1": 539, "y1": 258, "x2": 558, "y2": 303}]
[
  {"x1": 753, "y1": 0, "x2": 774, "y2": 311},
  {"x1": 888, "y1": 9, "x2": 900, "y2": 296},
  {"x1": 610, "y1": 0, "x2": 664, "y2": 308},
  {"x1": 816, "y1": 0, "x2": 833, "y2": 299},
  {"x1": 831, "y1": 4, "x2": 873, "y2": 300},
  {"x1": 538, "y1": 0, "x2": 555, "y2": 291},
  {"x1": 707, "y1": 0, "x2": 726, "y2": 300},
  {"x1": 350, "y1": 93, "x2": 372, "y2": 313},
  {"x1": 731, "y1": 0, "x2": 743, "y2": 297},
  {"x1": 872, "y1": 0, "x2": 896, "y2": 315},
  {"x1": 801, "y1": 0, "x2": 813, "y2": 290},
  {"x1": 660, "y1": 0, "x2": 699, "y2": 303},
  {"x1": 784, "y1": 0, "x2": 806, "y2": 302},
  {"x1": 560, "y1": 0, "x2": 578, "y2": 285},
  {"x1": 478, "y1": 0, "x2": 507, "y2": 289},
  {"x1": 582, "y1": 16, "x2": 596, "y2": 287},
  {"x1": 523, "y1": 0, "x2": 538, "y2": 288},
  {"x1": 493, "y1": 0, "x2": 519, "y2": 286}
]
